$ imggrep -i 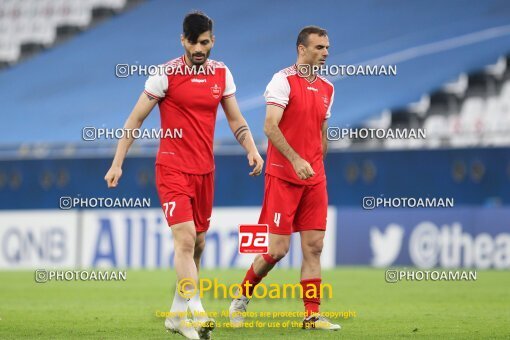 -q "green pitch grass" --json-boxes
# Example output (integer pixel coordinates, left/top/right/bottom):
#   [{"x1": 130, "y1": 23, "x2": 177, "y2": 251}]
[{"x1": 0, "y1": 268, "x2": 509, "y2": 339}]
